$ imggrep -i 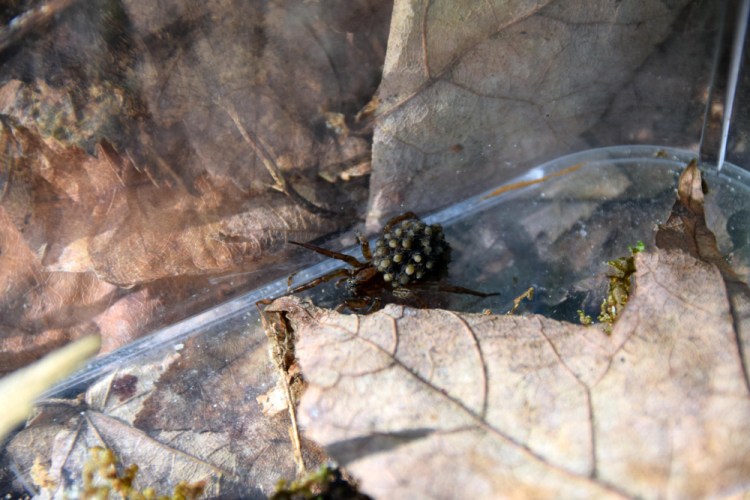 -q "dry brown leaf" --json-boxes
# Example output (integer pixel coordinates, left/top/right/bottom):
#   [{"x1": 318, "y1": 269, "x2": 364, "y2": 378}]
[
  {"x1": 367, "y1": 0, "x2": 713, "y2": 226},
  {"x1": 0, "y1": 119, "x2": 336, "y2": 370},
  {"x1": 0, "y1": 118, "x2": 338, "y2": 286},
  {"x1": 3, "y1": 317, "x2": 326, "y2": 497},
  {"x1": 0, "y1": 193, "x2": 120, "y2": 374},
  {"x1": 268, "y1": 163, "x2": 750, "y2": 498},
  {"x1": 123, "y1": 0, "x2": 388, "y2": 200},
  {"x1": 1, "y1": 0, "x2": 390, "y2": 197},
  {"x1": 0, "y1": 0, "x2": 393, "y2": 369}
]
